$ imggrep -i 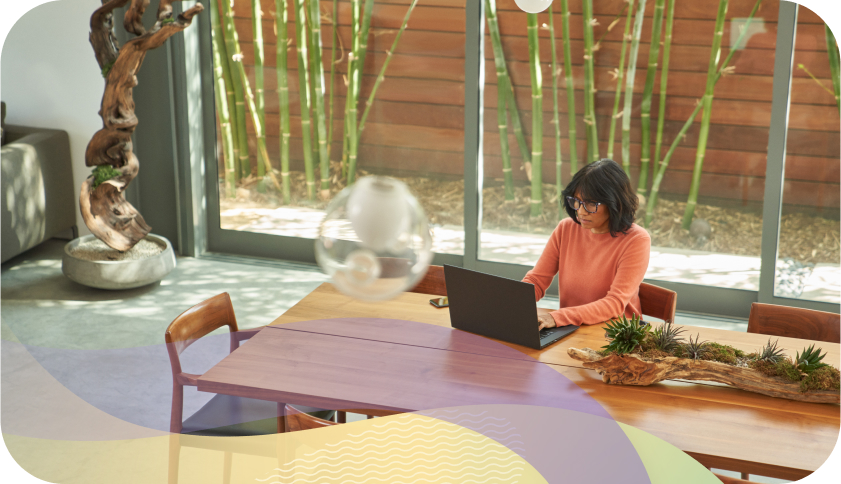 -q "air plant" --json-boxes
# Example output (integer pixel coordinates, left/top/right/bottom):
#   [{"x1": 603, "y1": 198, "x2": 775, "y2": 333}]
[
  {"x1": 603, "y1": 313, "x2": 649, "y2": 355},
  {"x1": 682, "y1": 333, "x2": 709, "y2": 360},
  {"x1": 581, "y1": 0, "x2": 599, "y2": 162},
  {"x1": 621, "y1": 0, "x2": 647, "y2": 176},
  {"x1": 607, "y1": 0, "x2": 635, "y2": 161},
  {"x1": 637, "y1": 0, "x2": 666, "y2": 196},
  {"x1": 757, "y1": 338, "x2": 786, "y2": 363},
  {"x1": 651, "y1": 322, "x2": 685, "y2": 352},
  {"x1": 795, "y1": 344, "x2": 829, "y2": 374},
  {"x1": 559, "y1": 0, "x2": 578, "y2": 173},
  {"x1": 526, "y1": 13, "x2": 543, "y2": 217},
  {"x1": 209, "y1": 0, "x2": 236, "y2": 197}
]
